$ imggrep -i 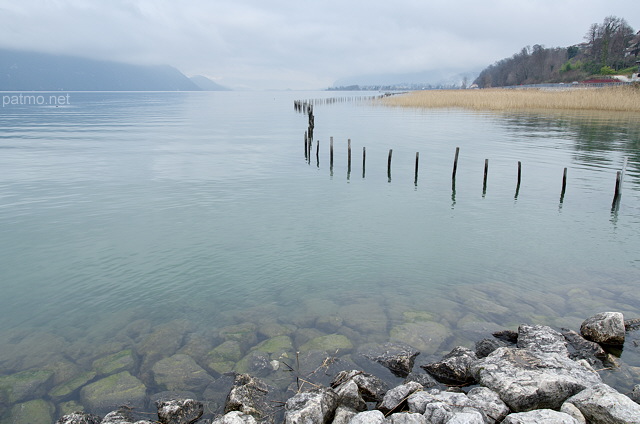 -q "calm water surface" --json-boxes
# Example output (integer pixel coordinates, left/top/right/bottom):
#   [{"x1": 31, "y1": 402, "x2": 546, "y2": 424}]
[{"x1": 1, "y1": 91, "x2": 639, "y2": 416}]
